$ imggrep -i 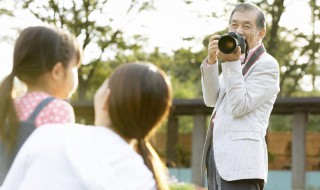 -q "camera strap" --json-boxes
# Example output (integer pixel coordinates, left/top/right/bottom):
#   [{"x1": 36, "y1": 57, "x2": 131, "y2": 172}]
[
  {"x1": 242, "y1": 40, "x2": 250, "y2": 64},
  {"x1": 210, "y1": 43, "x2": 266, "y2": 129},
  {"x1": 242, "y1": 44, "x2": 266, "y2": 76},
  {"x1": 209, "y1": 44, "x2": 266, "y2": 131}
]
